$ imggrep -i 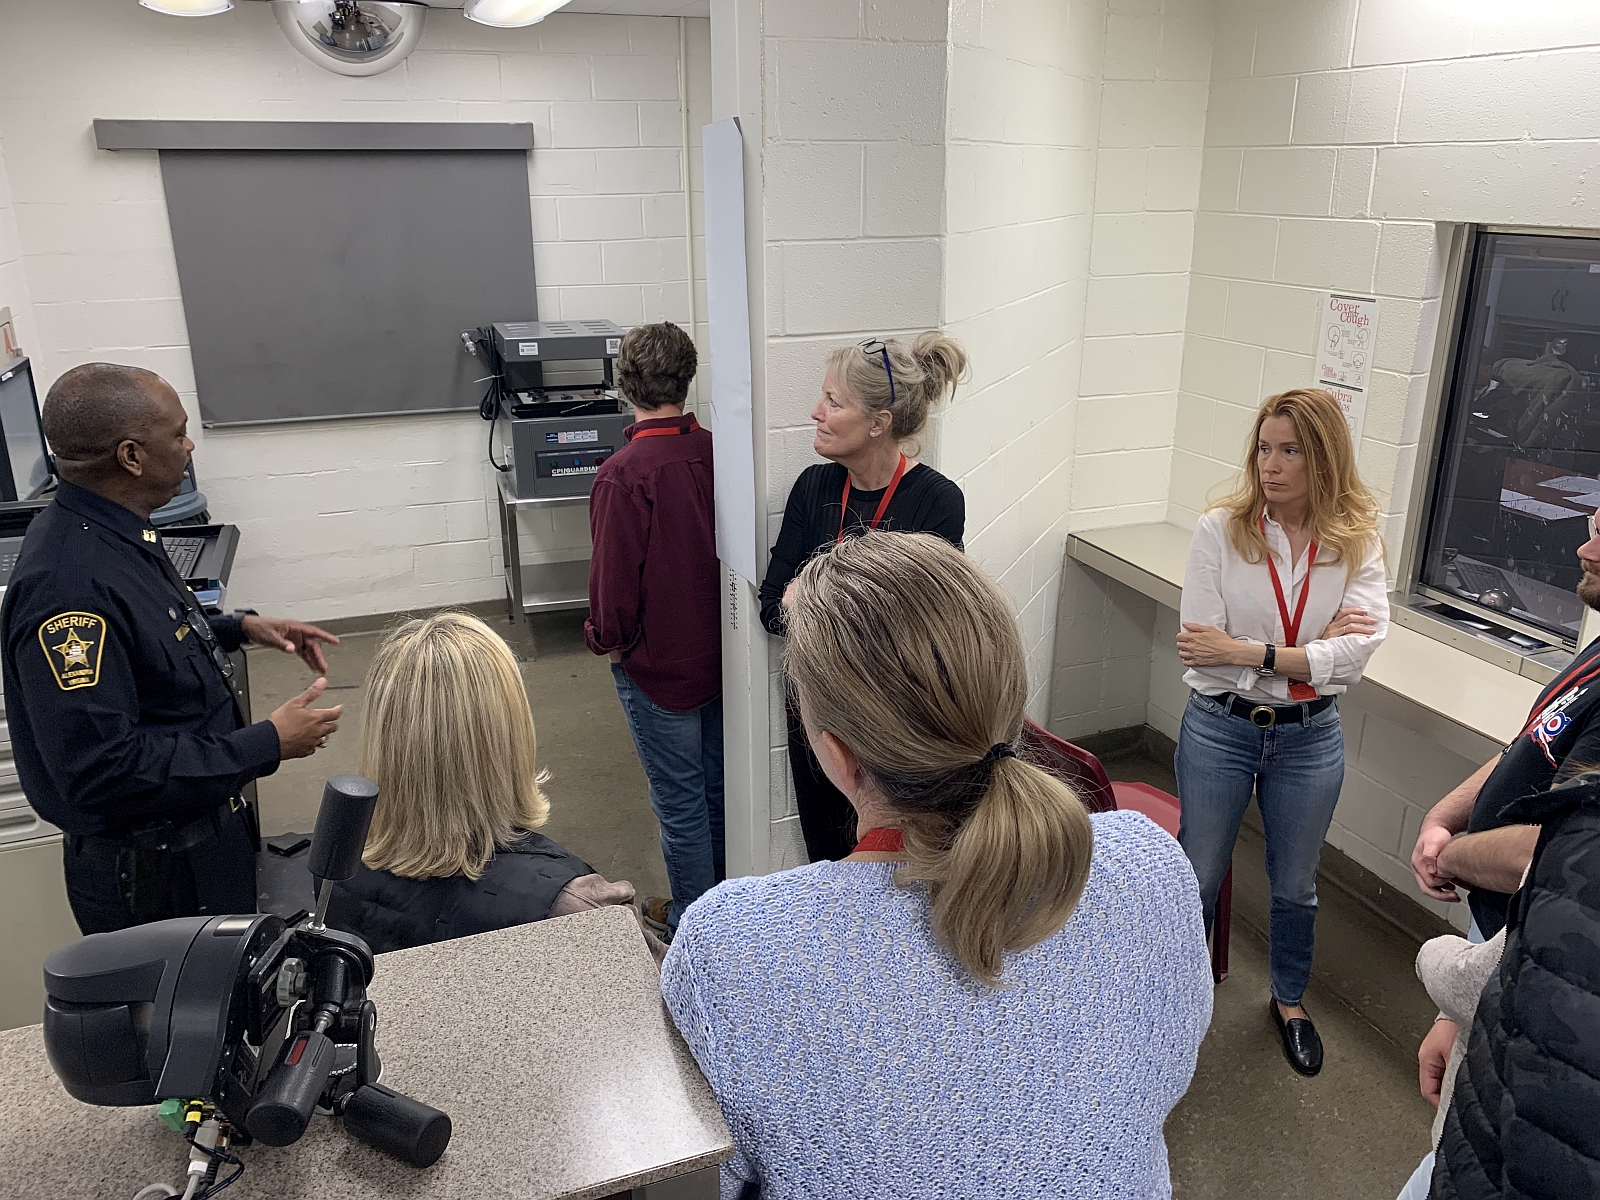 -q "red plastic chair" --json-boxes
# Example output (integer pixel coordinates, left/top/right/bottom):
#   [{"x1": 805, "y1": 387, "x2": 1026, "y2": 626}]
[
  {"x1": 1020, "y1": 718, "x2": 1116, "y2": 814},
  {"x1": 1021, "y1": 720, "x2": 1231, "y2": 983}
]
